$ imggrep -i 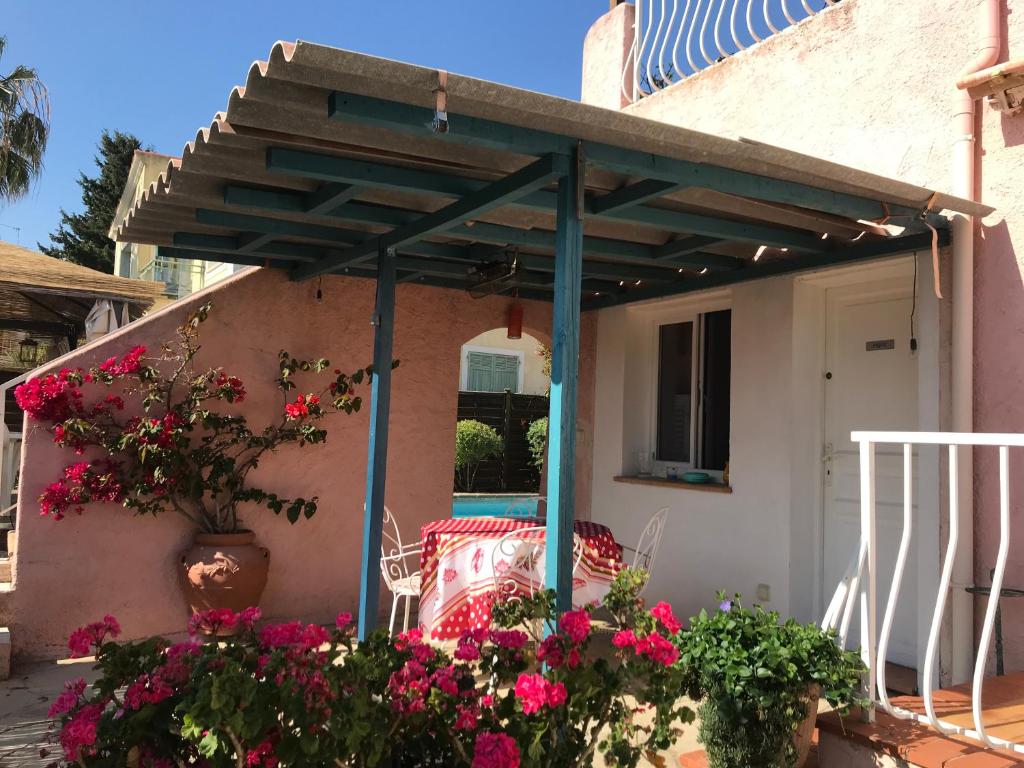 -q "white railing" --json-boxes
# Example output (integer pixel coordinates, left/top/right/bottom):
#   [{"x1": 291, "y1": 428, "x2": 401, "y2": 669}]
[
  {"x1": 823, "y1": 431, "x2": 1024, "y2": 753},
  {"x1": 622, "y1": 0, "x2": 841, "y2": 102}
]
